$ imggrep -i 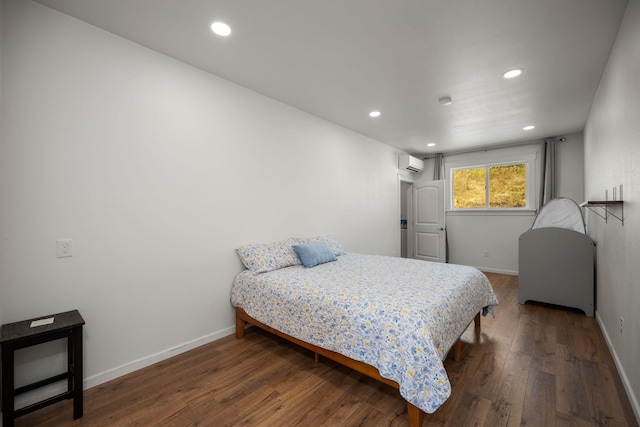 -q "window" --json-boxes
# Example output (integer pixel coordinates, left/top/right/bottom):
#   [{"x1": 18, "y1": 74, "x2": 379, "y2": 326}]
[{"x1": 452, "y1": 162, "x2": 529, "y2": 209}]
